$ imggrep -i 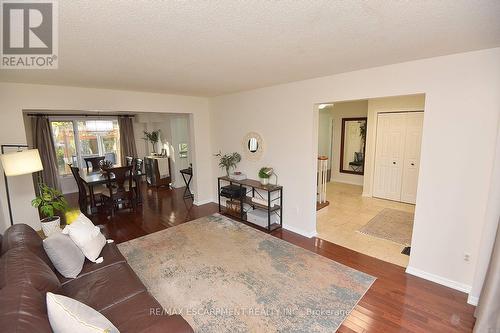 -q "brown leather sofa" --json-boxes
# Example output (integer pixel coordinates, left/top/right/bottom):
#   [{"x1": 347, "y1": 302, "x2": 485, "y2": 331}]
[{"x1": 0, "y1": 224, "x2": 193, "y2": 333}]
